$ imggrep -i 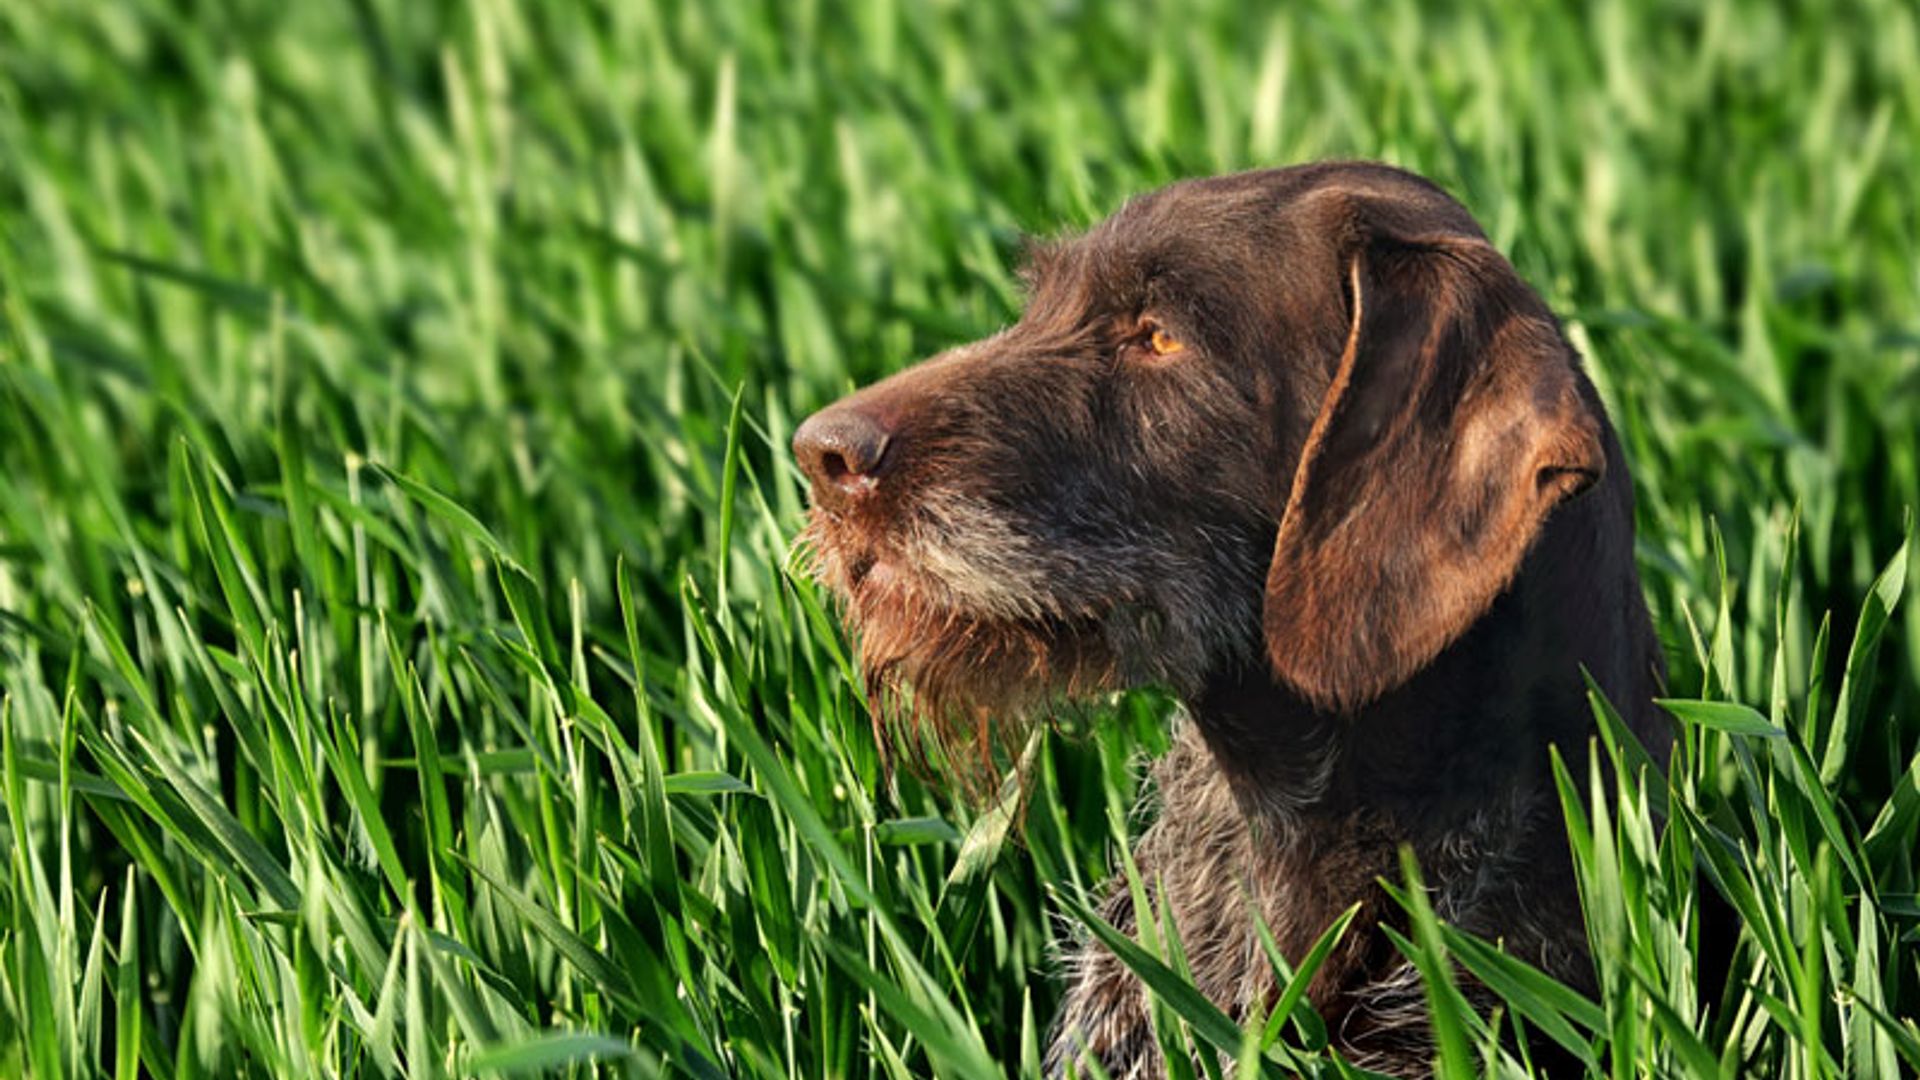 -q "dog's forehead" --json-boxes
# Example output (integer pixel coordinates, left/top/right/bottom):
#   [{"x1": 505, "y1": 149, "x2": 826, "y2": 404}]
[
  {"x1": 1096, "y1": 179, "x2": 1280, "y2": 264},
  {"x1": 1015, "y1": 165, "x2": 1481, "y2": 327},
  {"x1": 1111, "y1": 174, "x2": 1281, "y2": 230},
  {"x1": 1095, "y1": 164, "x2": 1483, "y2": 257},
  {"x1": 1019, "y1": 184, "x2": 1280, "y2": 309},
  {"x1": 1020, "y1": 178, "x2": 1310, "y2": 325}
]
